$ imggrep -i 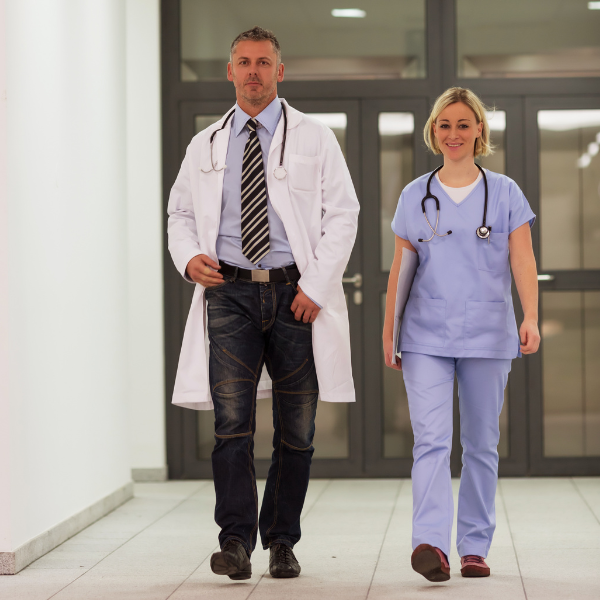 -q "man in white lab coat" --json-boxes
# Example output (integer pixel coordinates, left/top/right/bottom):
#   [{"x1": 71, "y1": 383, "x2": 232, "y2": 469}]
[{"x1": 167, "y1": 26, "x2": 359, "y2": 580}]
